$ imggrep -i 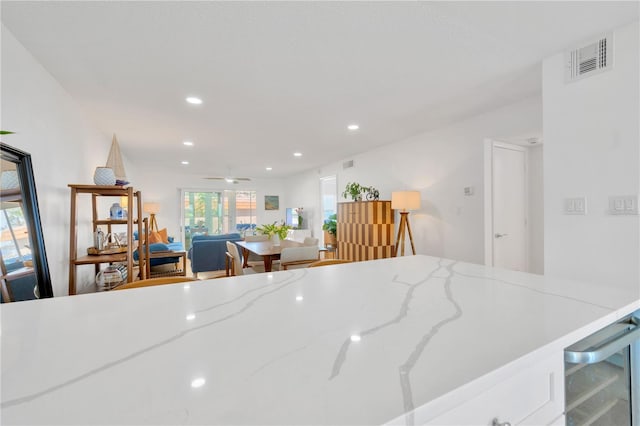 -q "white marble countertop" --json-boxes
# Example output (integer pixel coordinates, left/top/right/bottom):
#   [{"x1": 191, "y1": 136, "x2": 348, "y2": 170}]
[{"x1": 2, "y1": 255, "x2": 639, "y2": 425}]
